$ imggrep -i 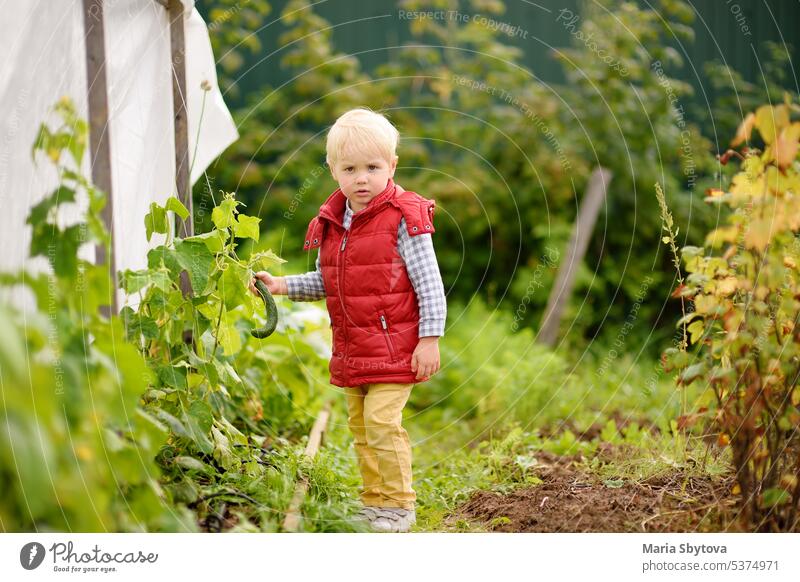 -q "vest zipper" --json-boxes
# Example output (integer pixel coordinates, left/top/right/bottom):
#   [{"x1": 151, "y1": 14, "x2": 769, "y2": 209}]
[
  {"x1": 339, "y1": 230, "x2": 349, "y2": 382},
  {"x1": 380, "y1": 313, "x2": 397, "y2": 362}
]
